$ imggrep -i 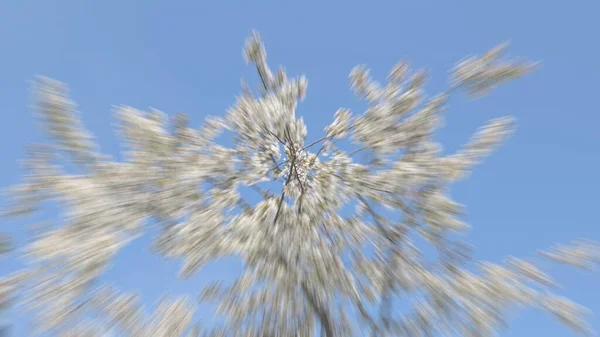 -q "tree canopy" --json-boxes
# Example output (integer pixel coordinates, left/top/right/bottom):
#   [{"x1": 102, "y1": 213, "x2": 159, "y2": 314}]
[{"x1": 1, "y1": 32, "x2": 599, "y2": 337}]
